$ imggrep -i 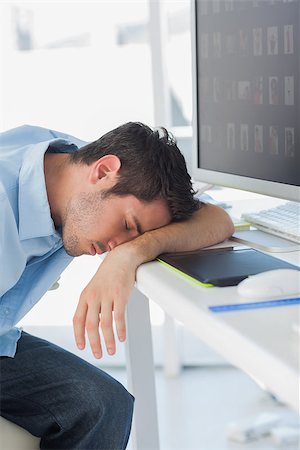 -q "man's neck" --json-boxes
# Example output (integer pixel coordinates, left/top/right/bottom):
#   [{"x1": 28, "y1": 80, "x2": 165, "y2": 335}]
[{"x1": 44, "y1": 152, "x2": 71, "y2": 228}]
